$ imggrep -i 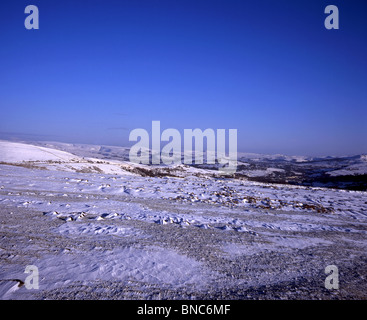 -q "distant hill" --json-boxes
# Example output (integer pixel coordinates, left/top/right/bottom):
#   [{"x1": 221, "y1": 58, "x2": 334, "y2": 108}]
[{"x1": 1, "y1": 140, "x2": 366, "y2": 191}]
